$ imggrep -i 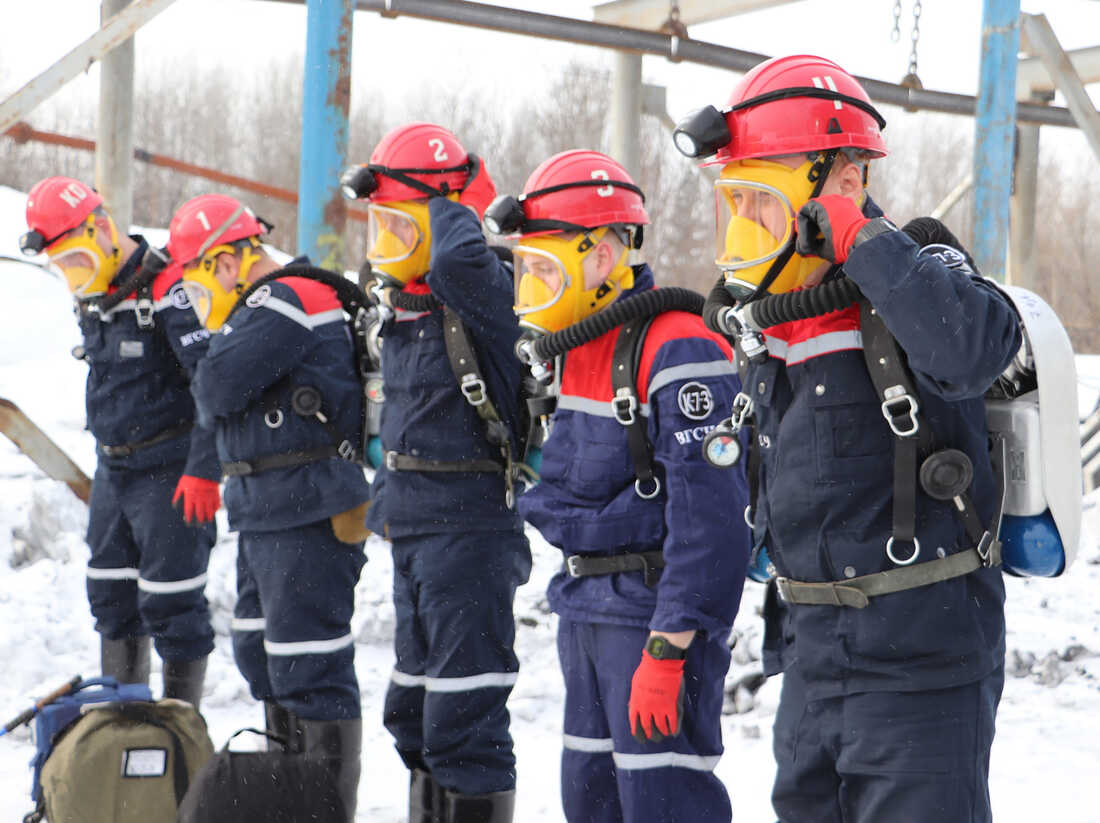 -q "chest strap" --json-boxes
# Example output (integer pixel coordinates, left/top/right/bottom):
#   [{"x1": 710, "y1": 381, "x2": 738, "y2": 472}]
[
  {"x1": 565, "y1": 550, "x2": 665, "y2": 588},
  {"x1": 776, "y1": 534, "x2": 1000, "y2": 609},
  {"x1": 611, "y1": 316, "x2": 660, "y2": 499}
]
